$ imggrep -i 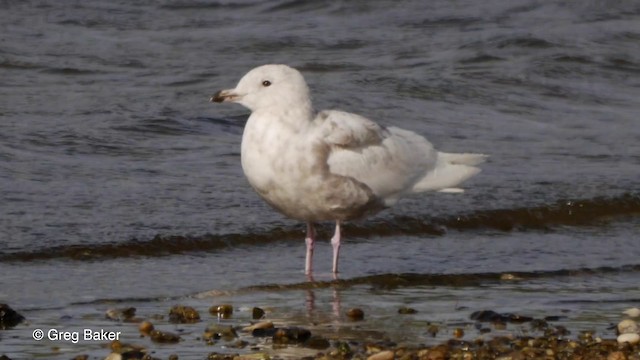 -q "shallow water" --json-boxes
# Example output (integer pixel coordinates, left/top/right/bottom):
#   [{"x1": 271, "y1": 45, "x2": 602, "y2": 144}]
[{"x1": 1, "y1": 0, "x2": 639, "y2": 359}]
